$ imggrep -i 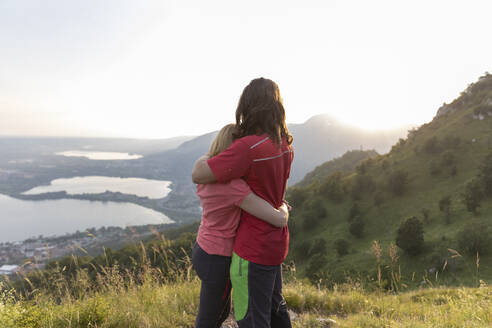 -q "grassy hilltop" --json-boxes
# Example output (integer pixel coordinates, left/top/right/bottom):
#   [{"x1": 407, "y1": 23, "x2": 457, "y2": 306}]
[
  {"x1": 286, "y1": 73, "x2": 492, "y2": 287},
  {"x1": 2, "y1": 74, "x2": 492, "y2": 327},
  {"x1": 2, "y1": 277, "x2": 491, "y2": 327},
  {"x1": 1, "y1": 230, "x2": 491, "y2": 327}
]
